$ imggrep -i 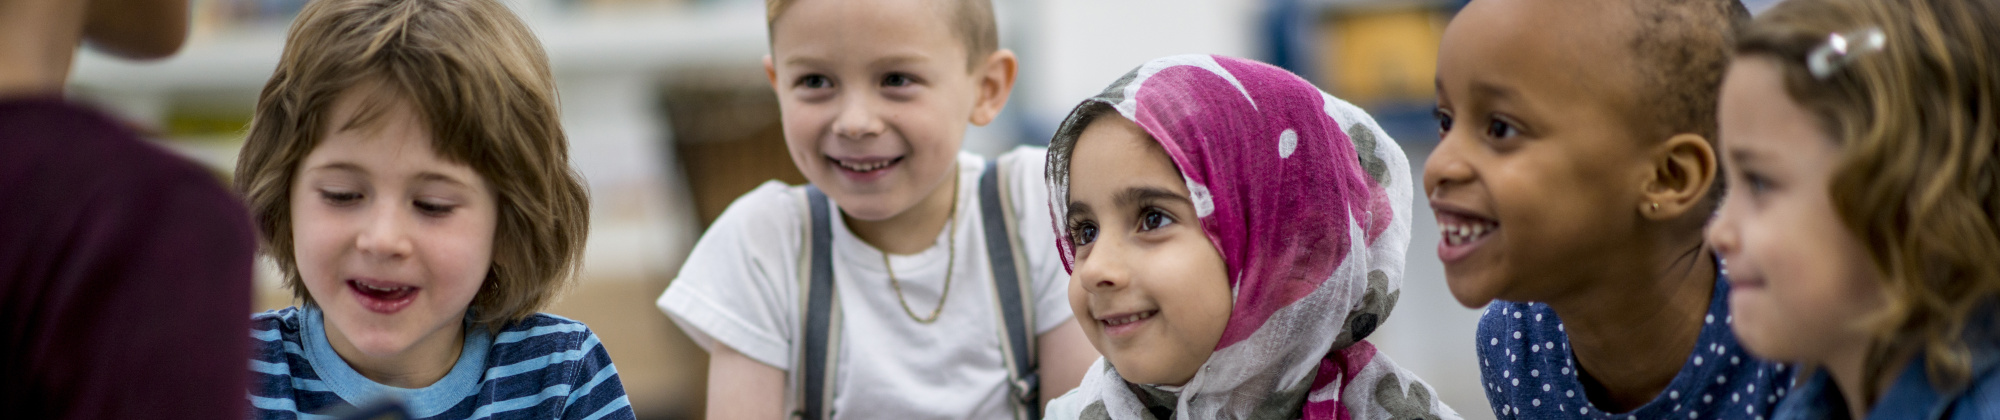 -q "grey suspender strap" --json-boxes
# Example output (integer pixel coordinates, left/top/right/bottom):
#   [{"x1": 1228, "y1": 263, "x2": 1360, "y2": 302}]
[
  {"x1": 794, "y1": 185, "x2": 838, "y2": 420},
  {"x1": 979, "y1": 160, "x2": 1041, "y2": 420},
  {"x1": 793, "y1": 160, "x2": 1036, "y2": 420}
]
